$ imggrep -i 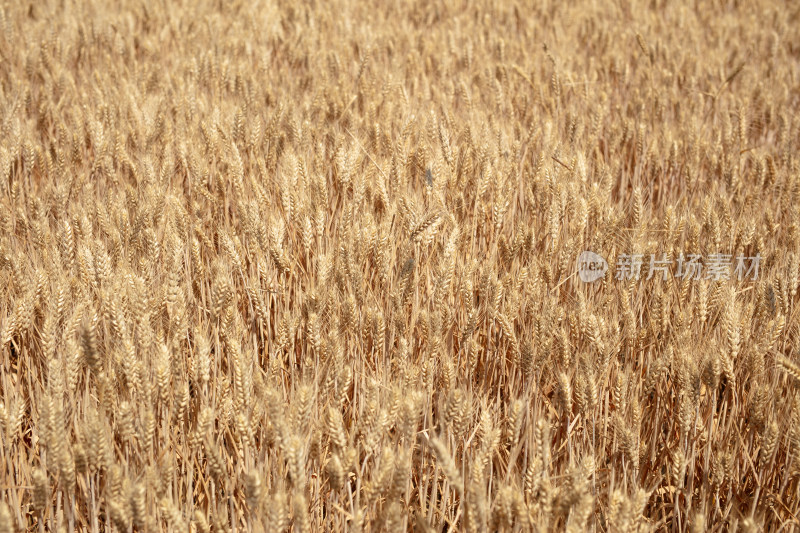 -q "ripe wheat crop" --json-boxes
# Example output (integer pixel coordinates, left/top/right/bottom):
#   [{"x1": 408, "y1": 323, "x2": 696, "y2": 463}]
[{"x1": 1, "y1": 0, "x2": 799, "y2": 531}]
